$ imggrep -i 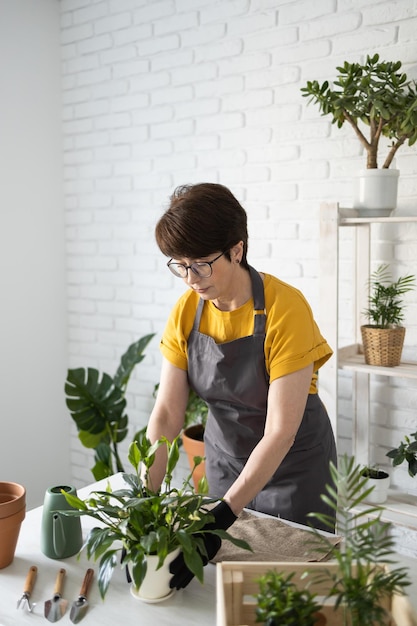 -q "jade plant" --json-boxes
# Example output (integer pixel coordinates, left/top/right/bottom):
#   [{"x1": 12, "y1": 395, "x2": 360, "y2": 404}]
[
  {"x1": 387, "y1": 431, "x2": 417, "y2": 477},
  {"x1": 65, "y1": 333, "x2": 155, "y2": 480},
  {"x1": 301, "y1": 54, "x2": 417, "y2": 168},
  {"x1": 62, "y1": 433, "x2": 250, "y2": 598}
]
